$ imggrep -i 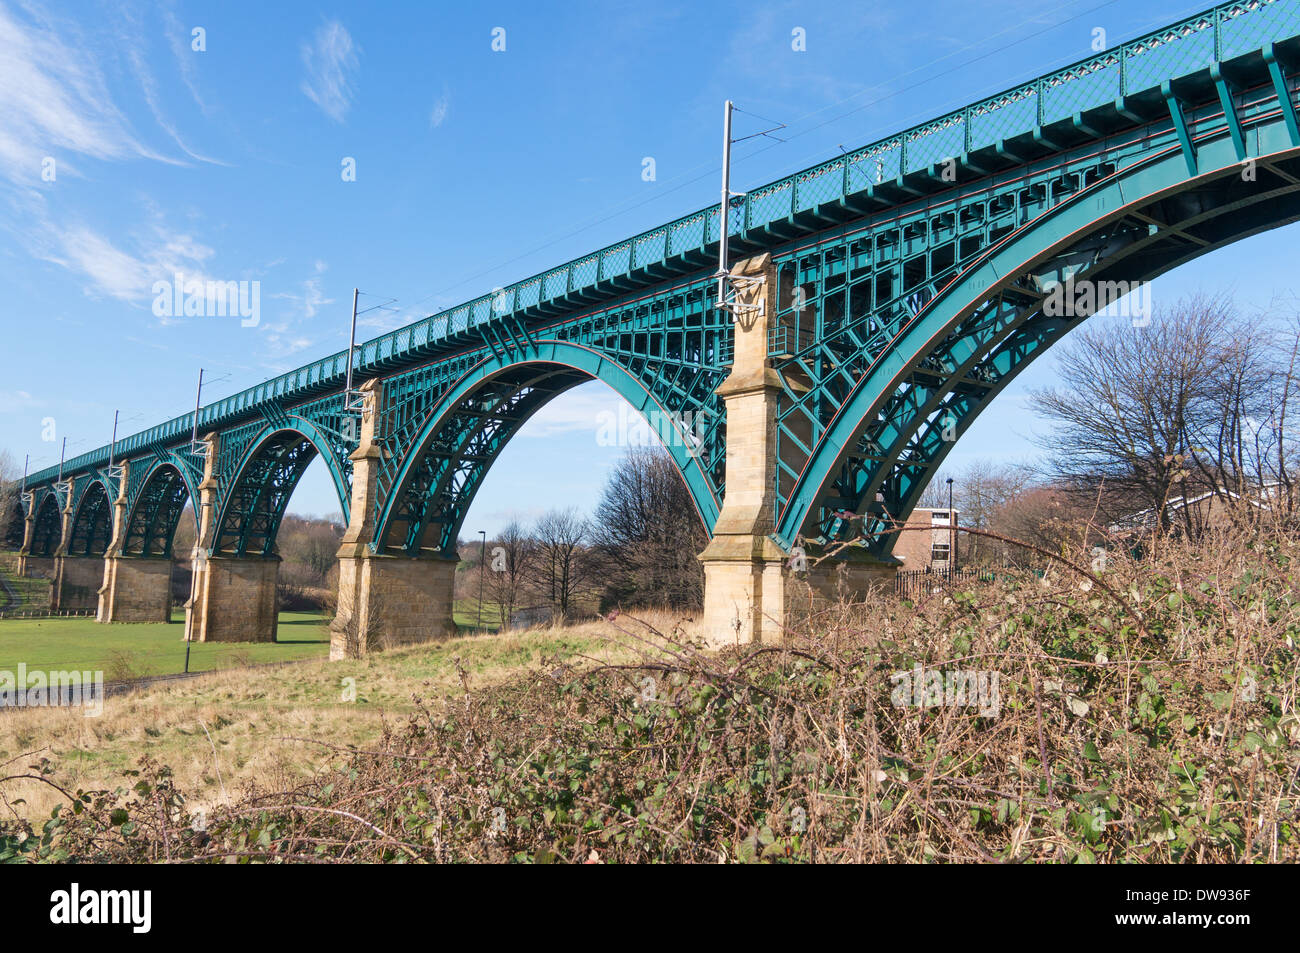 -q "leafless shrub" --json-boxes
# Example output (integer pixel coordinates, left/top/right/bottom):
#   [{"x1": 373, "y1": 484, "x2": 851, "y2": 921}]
[{"x1": 5, "y1": 519, "x2": 1297, "y2": 863}]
